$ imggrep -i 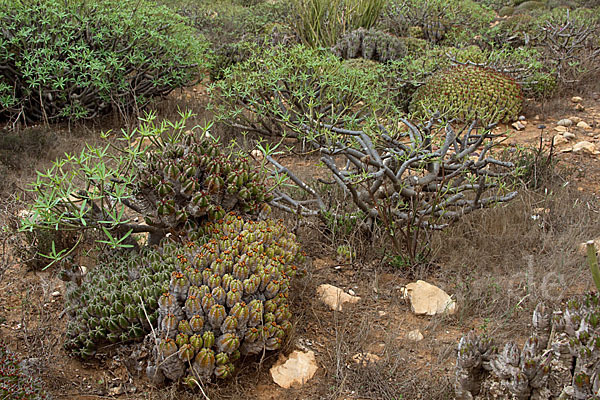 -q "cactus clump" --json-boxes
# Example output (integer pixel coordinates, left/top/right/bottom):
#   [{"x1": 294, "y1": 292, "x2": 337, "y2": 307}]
[
  {"x1": 0, "y1": 340, "x2": 49, "y2": 399},
  {"x1": 135, "y1": 128, "x2": 272, "y2": 242},
  {"x1": 146, "y1": 212, "x2": 304, "y2": 385},
  {"x1": 455, "y1": 294, "x2": 600, "y2": 399},
  {"x1": 409, "y1": 65, "x2": 524, "y2": 125},
  {"x1": 62, "y1": 251, "x2": 174, "y2": 358},
  {"x1": 332, "y1": 28, "x2": 408, "y2": 63}
]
